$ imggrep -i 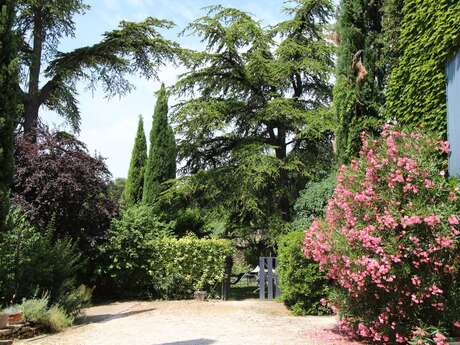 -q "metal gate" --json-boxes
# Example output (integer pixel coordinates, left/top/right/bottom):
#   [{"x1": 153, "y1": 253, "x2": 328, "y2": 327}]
[{"x1": 258, "y1": 257, "x2": 280, "y2": 300}]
